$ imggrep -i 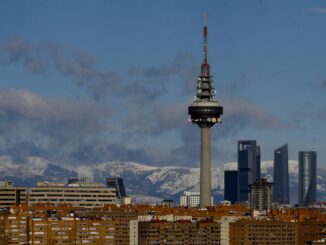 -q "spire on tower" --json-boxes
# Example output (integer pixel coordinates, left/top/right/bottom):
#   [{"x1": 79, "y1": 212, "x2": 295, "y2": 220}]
[
  {"x1": 201, "y1": 13, "x2": 210, "y2": 77},
  {"x1": 203, "y1": 13, "x2": 208, "y2": 65}
]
